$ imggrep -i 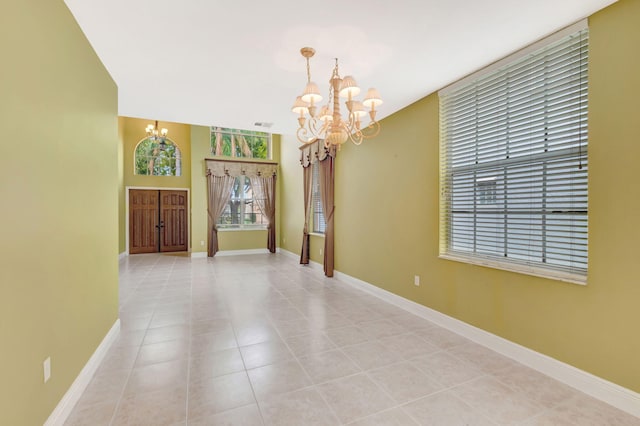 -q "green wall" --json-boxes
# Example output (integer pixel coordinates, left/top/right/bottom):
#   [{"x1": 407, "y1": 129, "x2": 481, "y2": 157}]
[
  {"x1": 0, "y1": 0, "x2": 119, "y2": 424},
  {"x1": 280, "y1": 0, "x2": 640, "y2": 392}
]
